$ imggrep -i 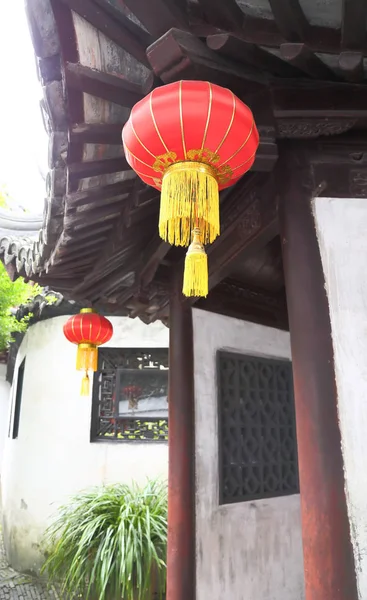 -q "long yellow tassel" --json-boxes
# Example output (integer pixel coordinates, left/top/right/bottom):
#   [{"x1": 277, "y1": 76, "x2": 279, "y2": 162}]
[
  {"x1": 159, "y1": 161, "x2": 219, "y2": 246},
  {"x1": 77, "y1": 344, "x2": 97, "y2": 396},
  {"x1": 81, "y1": 372, "x2": 90, "y2": 396},
  {"x1": 76, "y1": 344, "x2": 98, "y2": 372},
  {"x1": 182, "y1": 228, "x2": 208, "y2": 298}
]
